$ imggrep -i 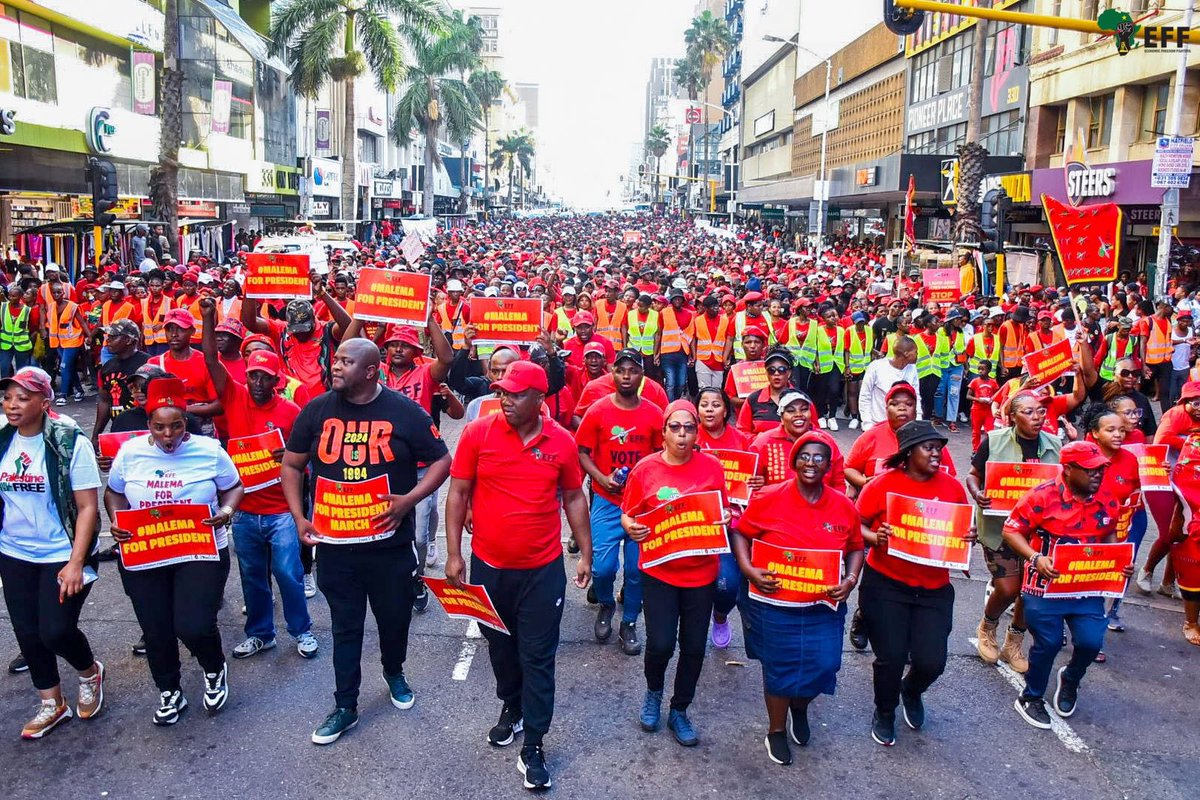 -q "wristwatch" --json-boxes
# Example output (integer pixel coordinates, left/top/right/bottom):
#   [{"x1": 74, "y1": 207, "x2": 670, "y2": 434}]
[{"x1": 219, "y1": 505, "x2": 234, "y2": 521}]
